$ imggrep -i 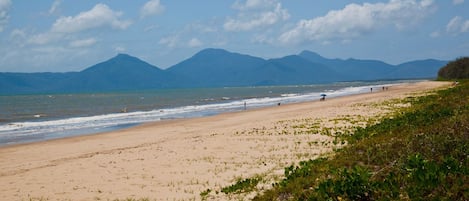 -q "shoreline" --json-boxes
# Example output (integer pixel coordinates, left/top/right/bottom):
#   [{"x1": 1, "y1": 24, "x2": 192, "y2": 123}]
[
  {"x1": 0, "y1": 80, "x2": 422, "y2": 147},
  {"x1": 0, "y1": 81, "x2": 450, "y2": 201},
  {"x1": 0, "y1": 83, "x2": 396, "y2": 149}
]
